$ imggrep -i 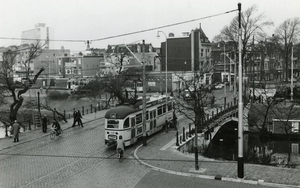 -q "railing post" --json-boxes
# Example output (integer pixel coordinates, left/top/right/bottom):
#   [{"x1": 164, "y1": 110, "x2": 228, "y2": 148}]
[
  {"x1": 183, "y1": 127, "x2": 186, "y2": 142},
  {"x1": 180, "y1": 135, "x2": 182, "y2": 144},
  {"x1": 176, "y1": 131, "x2": 179, "y2": 146}
]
